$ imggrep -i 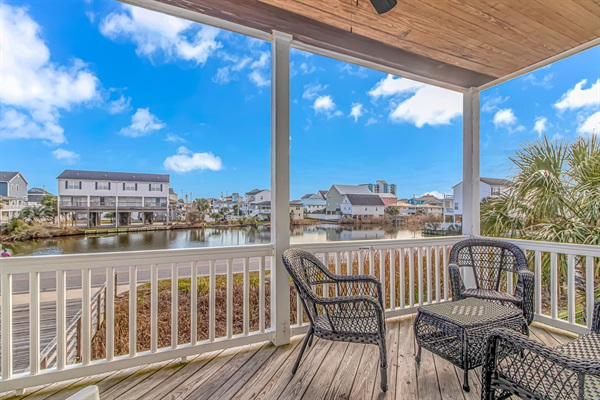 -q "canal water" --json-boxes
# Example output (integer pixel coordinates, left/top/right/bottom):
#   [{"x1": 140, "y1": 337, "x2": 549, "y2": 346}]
[{"x1": 4, "y1": 224, "x2": 423, "y2": 256}]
